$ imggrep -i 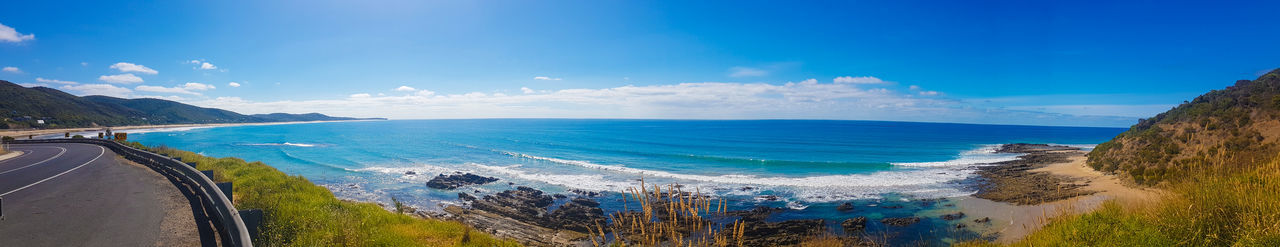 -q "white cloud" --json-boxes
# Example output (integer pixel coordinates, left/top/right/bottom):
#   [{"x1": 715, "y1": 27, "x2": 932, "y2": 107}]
[
  {"x1": 909, "y1": 85, "x2": 921, "y2": 91},
  {"x1": 1004, "y1": 104, "x2": 1177, "y2": 118},
  {"x1": 228, "y1": 82, "x2": 241, "y2": 87},
  {"x1": 109, "y1": 62, "x2": 158, "y2": 74},
  {"x1": 181, "y1": 82, "x2": 216, "y2": 91},
  {"x1": 521, "y1": 87, "x2": 536, "y2": 94},
  {"x1": 80, "y1": 62, "x2": 88, "y2": 67},
  {"x1": 178, "y1": 77, "x2": 1138, "y2": 127},
  {"x1": 534, "y1": 76, "x2": 562, "y2": 81},
  {"x1": 136, "y1": 85, "x2": 202, "y2": 95},
  {"x1": 0, "y1": 22, "x2": 35, "y2": 43},
  {"x1": 36, "y1": 77, "x2": 78, "y2": 85},
  {"x1": 98, "y1": 73, "x2": 145, "y2": 84},
  {"x1": 919, "y1": 91, "x2": 940, "y2": 96},
  {"x1": 60, "y1": 84, "x2": 132, "y2": 98},
  {"x1": 394, "y1": 86, "x2": 416, "y2": 92},
  {"x1": 833, "y1": 76, "x2": 885, "y2": 84},
  {"x1": 187, "y1": 60, "x2": 217, "y2": 70},
  {"x1": 728, "y1": 67, "x2": 768, "y2": 77},
  {"x1": 135, "y1": 95, "x2": 185, "y2": 101},
  {"x1": 2, "y1": 67, "x2": 21, "y2": 73}
]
